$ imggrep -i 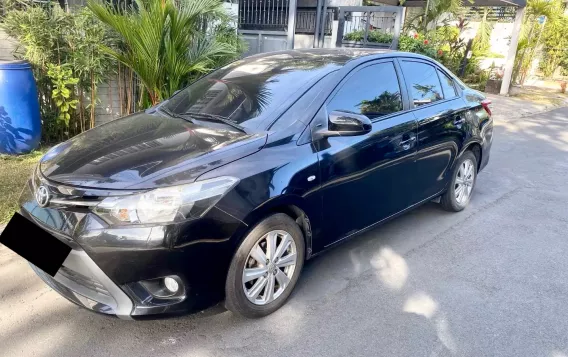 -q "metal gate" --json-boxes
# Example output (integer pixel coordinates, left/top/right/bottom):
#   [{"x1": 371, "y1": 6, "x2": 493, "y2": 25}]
[
  {"x1": 237, "y1": 0, "x2": 297, "y2": 56},
  {"x1": 335, "y1": 6, "x2": 404, "y2": 50}
]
